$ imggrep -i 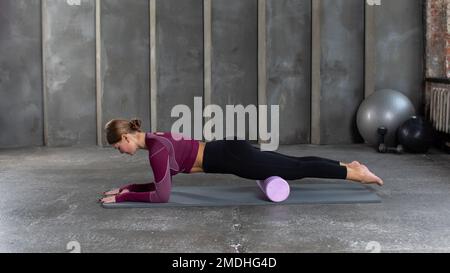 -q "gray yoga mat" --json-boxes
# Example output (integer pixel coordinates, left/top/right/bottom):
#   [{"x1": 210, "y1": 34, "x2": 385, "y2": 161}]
[{"x1": 101, "y1": 183, "x2": 381, "y2": 208}]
